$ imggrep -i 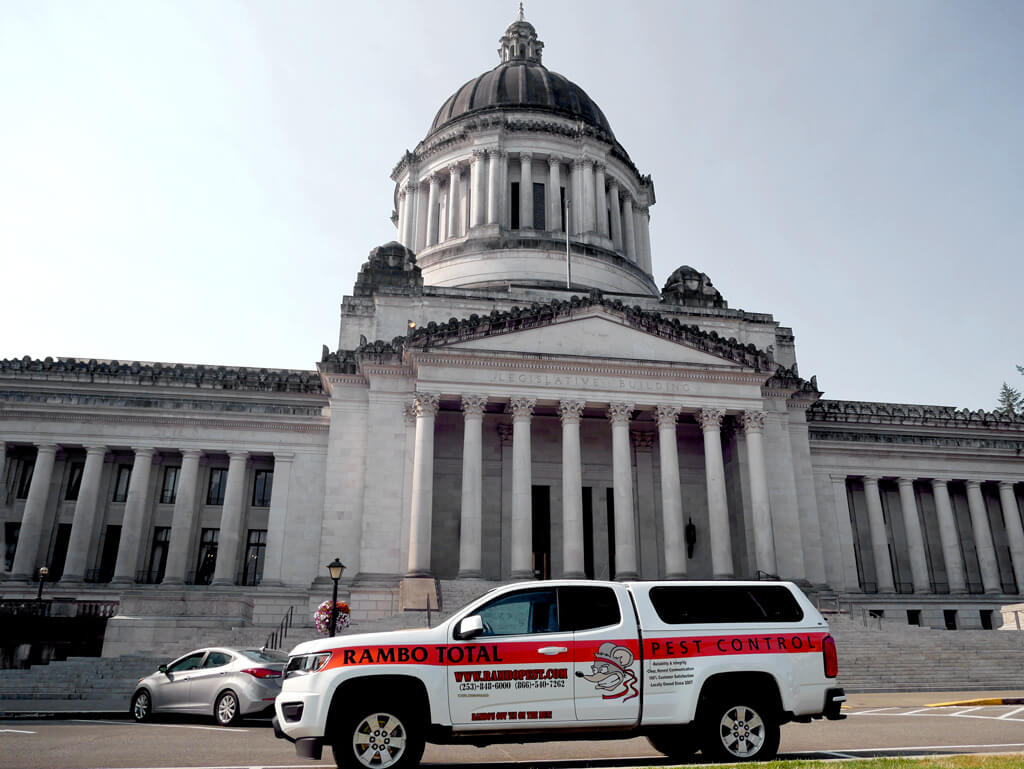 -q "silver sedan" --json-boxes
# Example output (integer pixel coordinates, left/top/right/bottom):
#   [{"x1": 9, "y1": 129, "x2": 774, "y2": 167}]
[{"x1": 130, "y1": 647, "x2": 287, "y2": 726}]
